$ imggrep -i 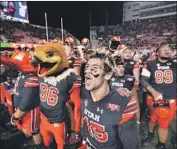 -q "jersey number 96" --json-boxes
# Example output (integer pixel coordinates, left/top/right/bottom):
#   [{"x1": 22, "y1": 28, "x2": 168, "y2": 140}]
[{"x1": 40, "y1": 83, "x2": 59, "y2": 106}]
